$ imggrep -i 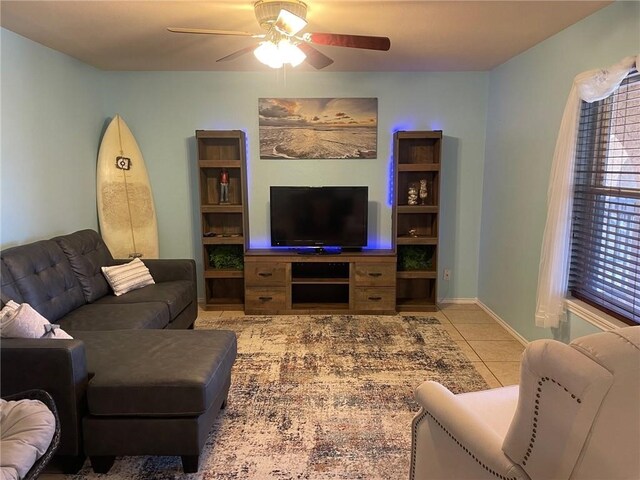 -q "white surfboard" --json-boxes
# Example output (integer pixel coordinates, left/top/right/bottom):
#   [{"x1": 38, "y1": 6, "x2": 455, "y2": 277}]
[{"x1": 97, "y1": 115, "x2": 159, "y2": 259}]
